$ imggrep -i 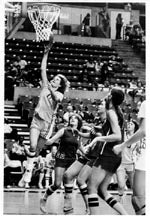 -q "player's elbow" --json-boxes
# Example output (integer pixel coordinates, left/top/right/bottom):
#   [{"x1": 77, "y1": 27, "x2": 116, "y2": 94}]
[{"x1": 115, "y1": 132, "x2": 122, "y2": 141}]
